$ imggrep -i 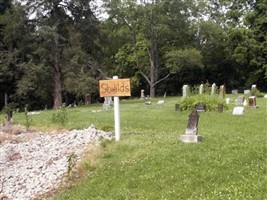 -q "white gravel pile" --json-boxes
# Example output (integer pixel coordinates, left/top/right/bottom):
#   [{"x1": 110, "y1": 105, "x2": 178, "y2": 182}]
[{"x1": 0, "y1": 125, "x2": 114, "y2": 200}]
